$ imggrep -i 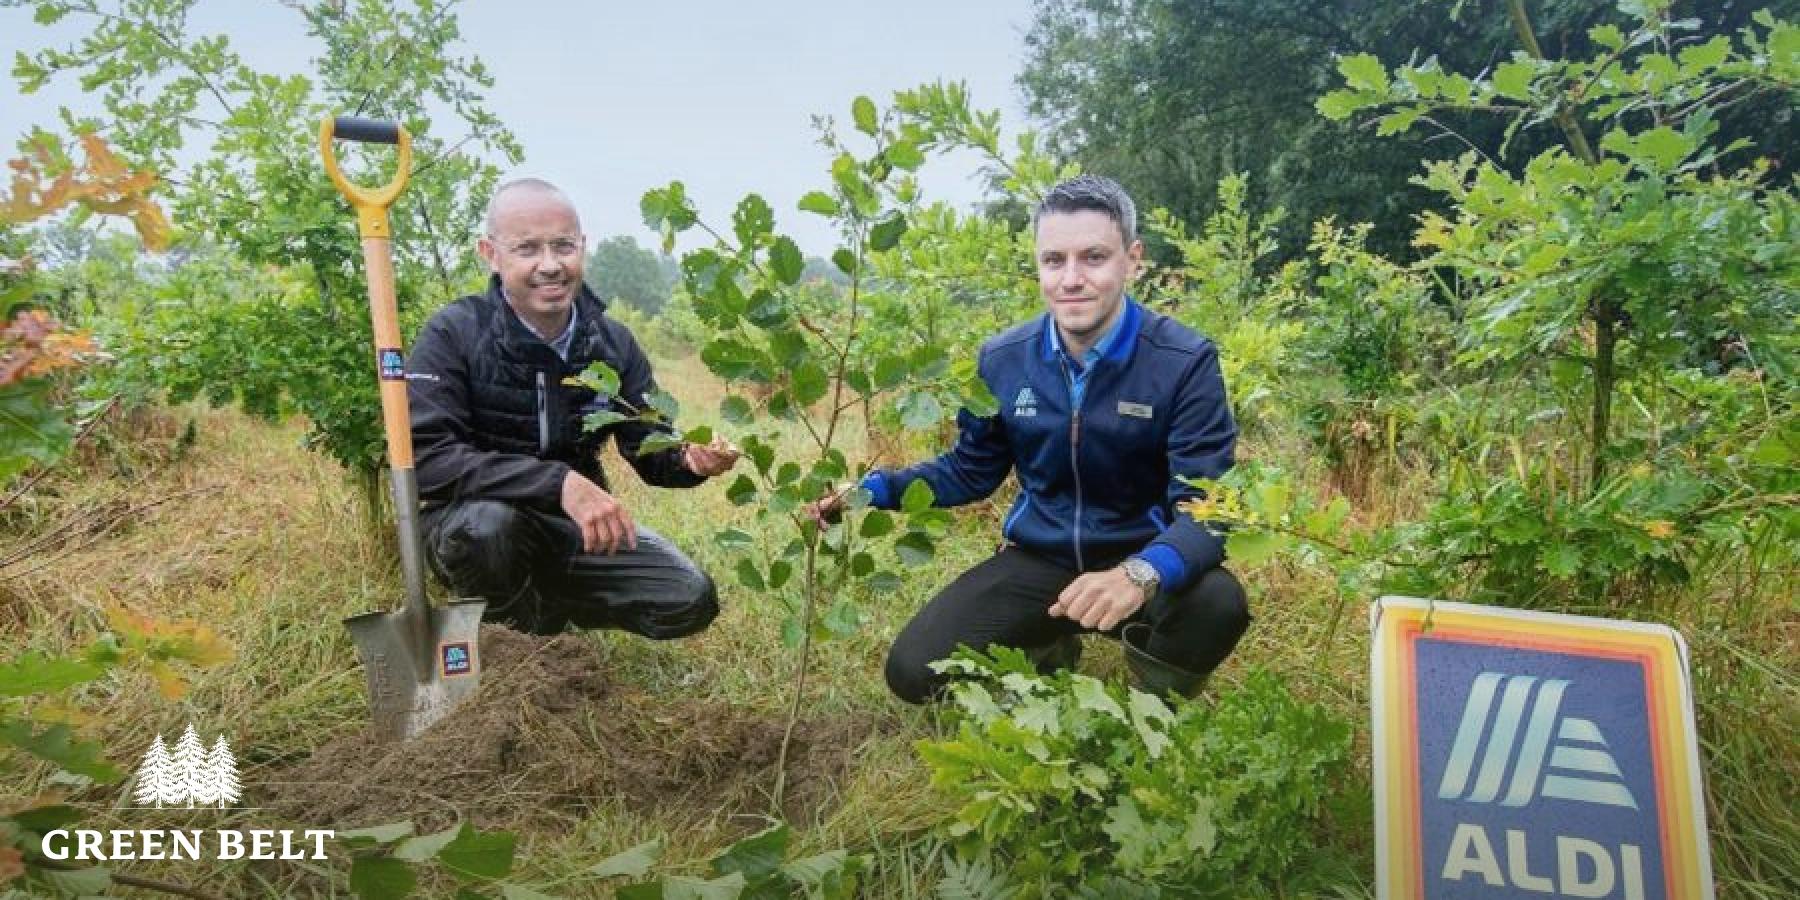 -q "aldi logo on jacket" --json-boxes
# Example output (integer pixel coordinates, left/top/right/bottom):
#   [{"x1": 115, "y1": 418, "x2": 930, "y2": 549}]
[{"x1": 863, "y1": 300, "x2": 1236, "y2": 594}]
